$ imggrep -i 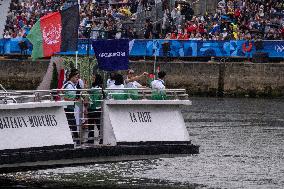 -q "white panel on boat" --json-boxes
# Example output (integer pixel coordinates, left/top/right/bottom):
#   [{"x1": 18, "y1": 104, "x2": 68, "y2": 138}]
[
  {"x1": 103, "y1": 100, "x2": 191, "y2": 145},
  {"x1": 0, "y1": 101, "x2": 74, "y2": 150}
]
